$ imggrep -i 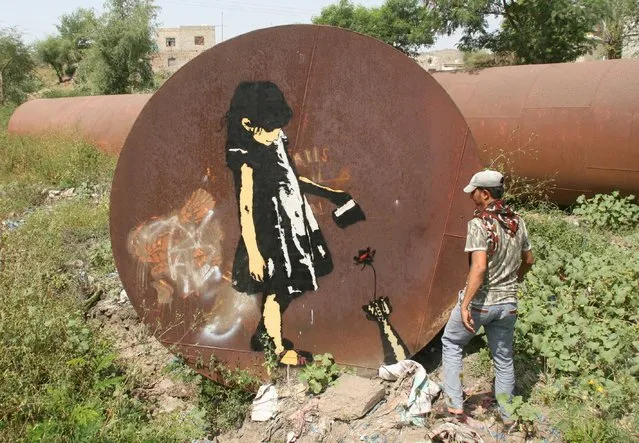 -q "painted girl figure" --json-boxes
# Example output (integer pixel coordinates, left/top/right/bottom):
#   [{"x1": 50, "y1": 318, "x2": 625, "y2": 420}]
[{"x1": 225, "y1": 81, "x2": 364, "y2": 365}]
